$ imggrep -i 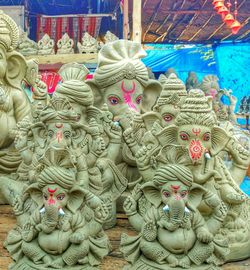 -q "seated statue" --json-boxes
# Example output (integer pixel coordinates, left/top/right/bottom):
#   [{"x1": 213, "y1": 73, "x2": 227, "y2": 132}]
[
  {"x1": 121, "y1": 164, "x2": 229, "y2": 269},
  {"x1": 0, "y1": 11, "x2": 31, "y2": 177},
  {"x1": 57, "y1": 33, "x2": 74, "y2": 54},
  {"x1": 37, "y1": 34, "x2": 55, "y2": 55},
  {"x1": 17, "y1": 27, "x2": 38, "y2": 56},
  {"x1": 77, "y1": 32, "x2": 98, "y2": 54}
]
